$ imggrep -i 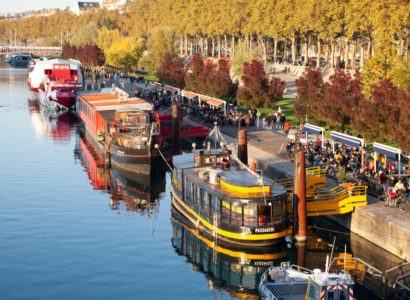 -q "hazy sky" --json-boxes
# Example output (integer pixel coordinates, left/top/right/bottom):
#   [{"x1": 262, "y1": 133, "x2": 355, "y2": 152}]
[{"x1": 0, "y1": 0, "x2": 75, "y2": 13}]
